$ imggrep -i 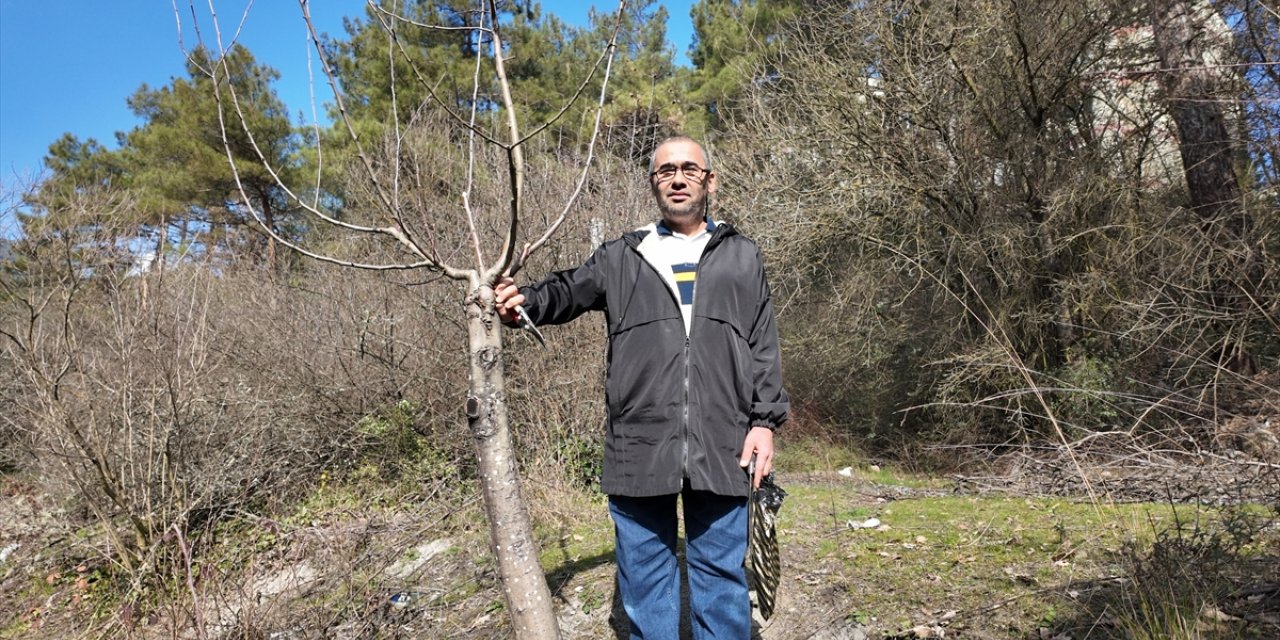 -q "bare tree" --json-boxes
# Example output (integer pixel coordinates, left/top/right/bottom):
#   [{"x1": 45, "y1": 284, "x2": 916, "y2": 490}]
[{"x1": 178, "y1": 1, "x2": 627, "y2": 636}]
